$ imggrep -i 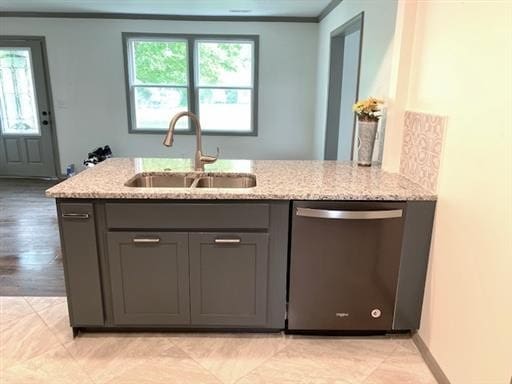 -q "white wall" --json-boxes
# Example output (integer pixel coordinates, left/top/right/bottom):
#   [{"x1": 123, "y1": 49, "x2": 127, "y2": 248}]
[
  {"x1": 380, "y1": 0, "x2": 417, "y2": 172},
  {"x1": 313, "y1": 0, "x2": 398, "y2": 159},
  {"x1": 390, "y1": 1, "x2": 512, "y2": 383},
  {"x1": 0, "y1": 18, "x2": 318, "y2": 173}
]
